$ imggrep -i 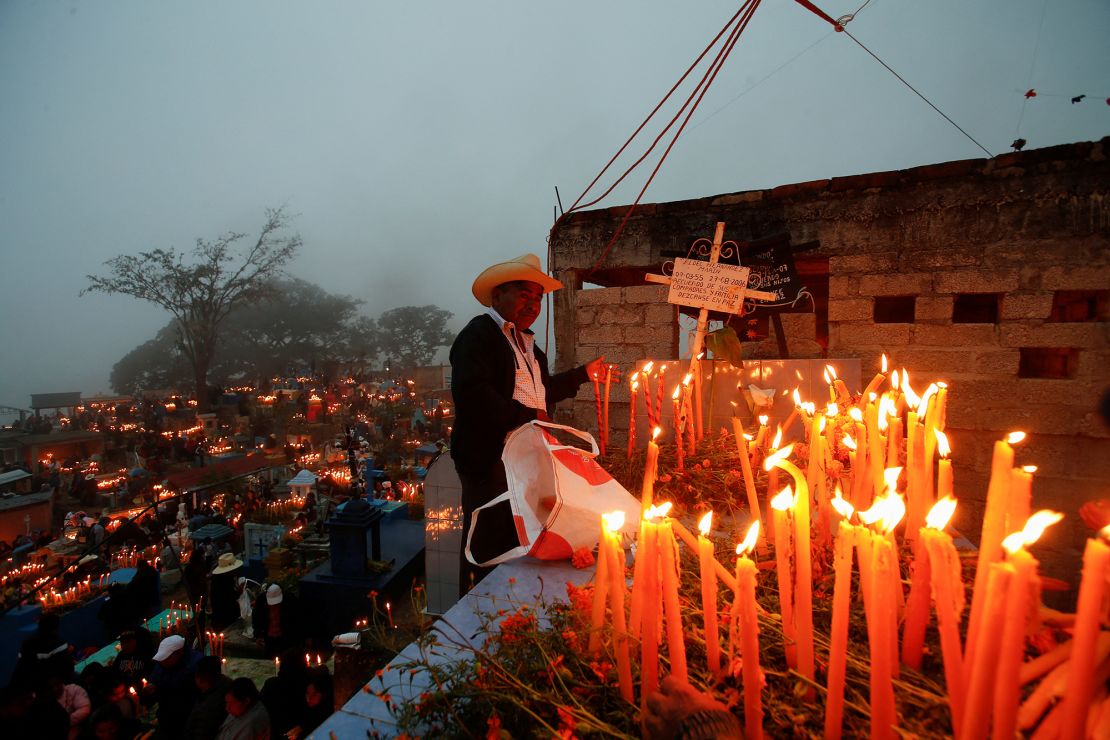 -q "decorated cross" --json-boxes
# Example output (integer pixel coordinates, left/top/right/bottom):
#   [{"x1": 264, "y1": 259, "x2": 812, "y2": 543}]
[{"x1": 645, "y1": 222, "x2": 776, "y2": 435}]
